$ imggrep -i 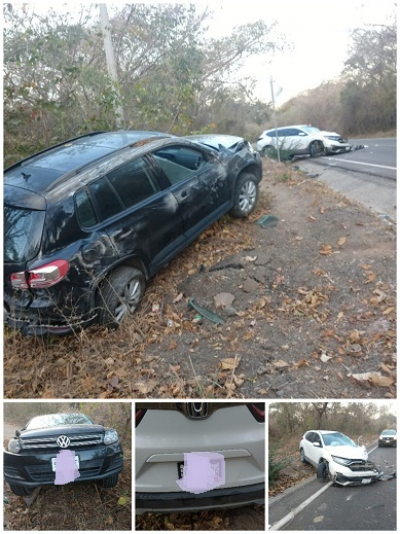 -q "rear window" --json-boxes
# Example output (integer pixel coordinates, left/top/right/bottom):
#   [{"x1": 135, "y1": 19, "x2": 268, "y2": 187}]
[{"x1": 4, "y1": 205, "x2": 45, "y2": 262}]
